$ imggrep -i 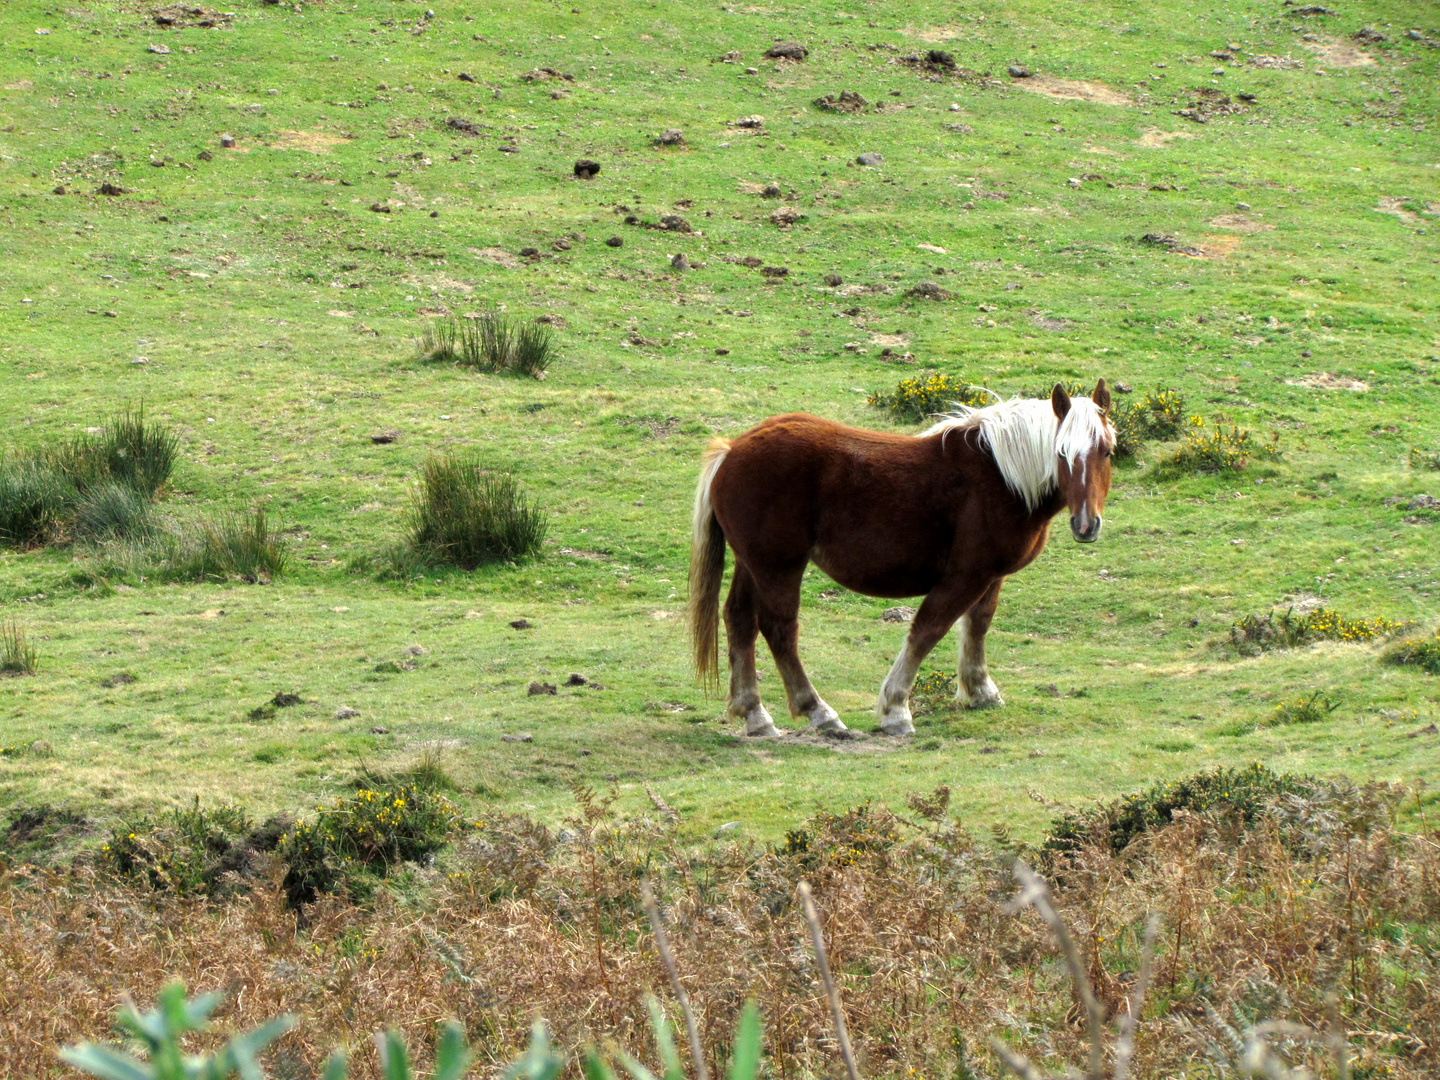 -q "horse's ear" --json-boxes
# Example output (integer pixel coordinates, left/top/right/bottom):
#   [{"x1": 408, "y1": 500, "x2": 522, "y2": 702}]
[
  {"x1": 1051, "y1": 382, "x2": 1071, "y2": 420},
  {"x1": 1091, "y1": 378, "x2": 1111, "y2": 414}
]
